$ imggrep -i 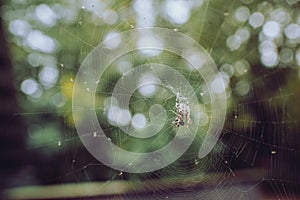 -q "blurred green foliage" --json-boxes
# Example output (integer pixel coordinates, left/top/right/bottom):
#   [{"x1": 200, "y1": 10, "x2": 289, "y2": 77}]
[{"x1": 2, "y1": 0, "x2": 300, "y2": 188}]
